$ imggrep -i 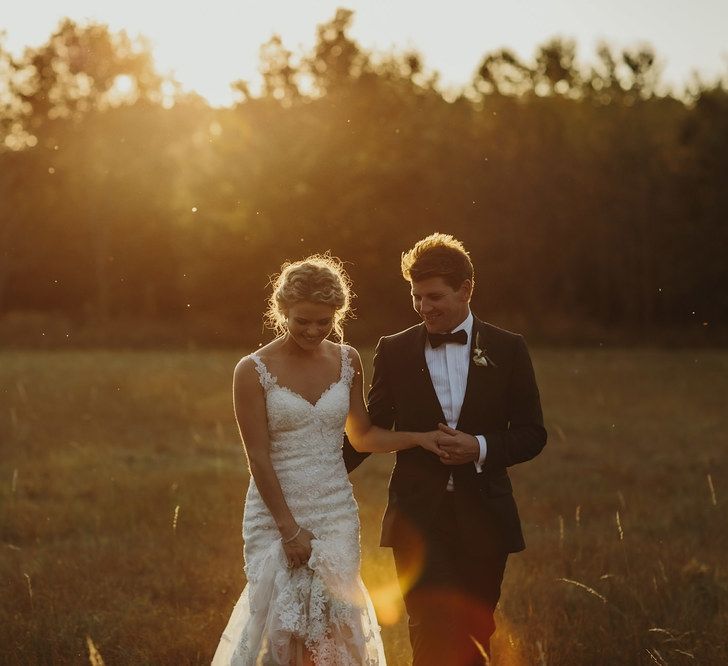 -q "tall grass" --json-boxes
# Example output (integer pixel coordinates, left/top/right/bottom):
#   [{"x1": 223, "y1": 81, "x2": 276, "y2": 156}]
[{"x1": 1, "y1": 349, "x2": 726, "y2": 664}]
